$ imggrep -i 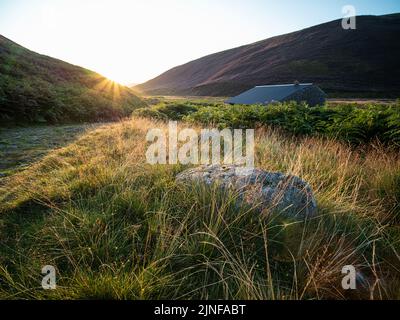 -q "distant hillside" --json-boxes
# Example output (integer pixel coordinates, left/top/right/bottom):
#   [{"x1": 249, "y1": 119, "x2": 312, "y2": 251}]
[
  {"x1": 0, "y1": 35, "x2": 146, "y2": 124},
  {"x1": 137, "y1": 14, "x2": 400, "y2": 98}
]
